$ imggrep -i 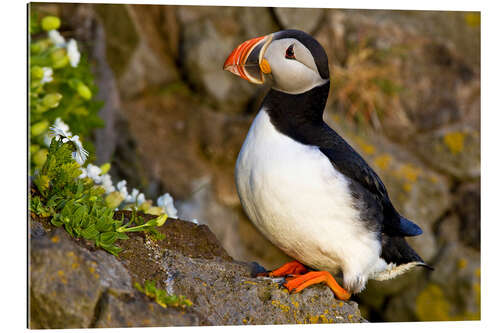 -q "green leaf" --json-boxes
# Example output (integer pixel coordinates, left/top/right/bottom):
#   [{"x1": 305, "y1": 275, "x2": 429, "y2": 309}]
[
  {"x1": 95, "y1": 217, "x2": 113, "y2": 232},
  {"x1": 99, "y1": 231, "x2": 118, "y2": 245},
  {"x1": 64, "y1": 222, "x2": 74, "y2": 237},
  {"x1": 116, "y1": 232, "x2": 129, "y2": 240},
  {"x1": 81, "y1": 224, "x2": 99, "y2": 240},
  {"x1": 100, "y1": 243, "x2": 122, "y2": 256},
  {"x1": 72, "y1": 205, "x2": 88, "y2": 226},
  {"x1": 80, "y1": 215, "x2": 91, "y2": 229},
  {"x1": 51, "y1": 215, "x2": 63, "y2": 227}
]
